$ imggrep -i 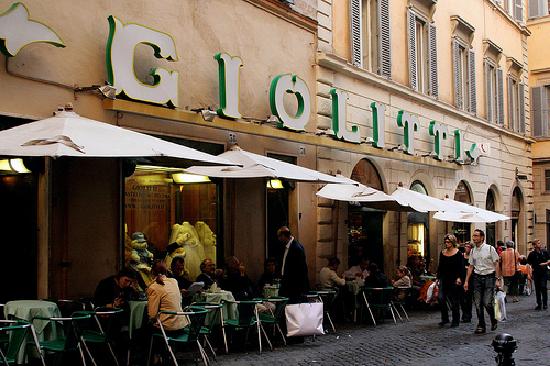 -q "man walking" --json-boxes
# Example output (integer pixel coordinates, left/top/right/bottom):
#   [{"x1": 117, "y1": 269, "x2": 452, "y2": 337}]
[
  {"x1": 277, "y1": 226, "x2": 309, "y2": 303},
  {"x1": 527, "y1": 239, "x2": 550, "y2": 310},
  {"x1": 500, "y1": 241, "x2": 520, "y2": 302},
  {"x1": 464, "y1": 229, "x2": 501, "y2": 334}
]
